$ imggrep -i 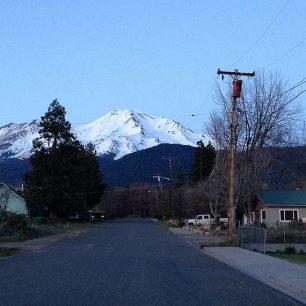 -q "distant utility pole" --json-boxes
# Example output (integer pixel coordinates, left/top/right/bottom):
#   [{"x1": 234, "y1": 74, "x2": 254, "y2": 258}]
[
  {"x1": 153, "y1": 173, "x2": 171, "y2": 219},
  {"x1": 217, "y1": 68, "x2": 255, "y2": 241},
  {"x1": 162, "y1": 156, "x2": 177, "y2": 217},
  {"x1": 152, "y1": 173, "x2": 170, "y2": 193}
]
